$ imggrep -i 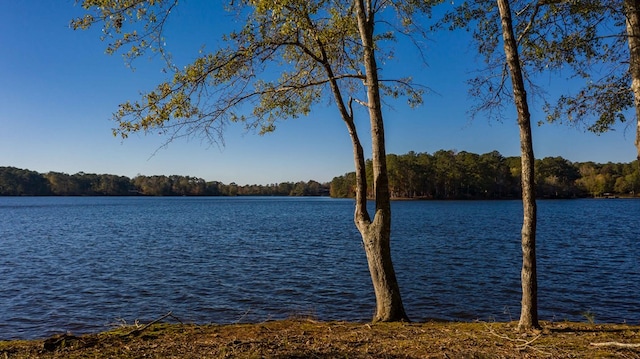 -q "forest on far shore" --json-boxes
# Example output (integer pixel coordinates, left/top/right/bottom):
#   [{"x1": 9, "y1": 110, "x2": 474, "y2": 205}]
[{"x1": 1, "y1": 150, "x2": 639, "y2": 199}]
